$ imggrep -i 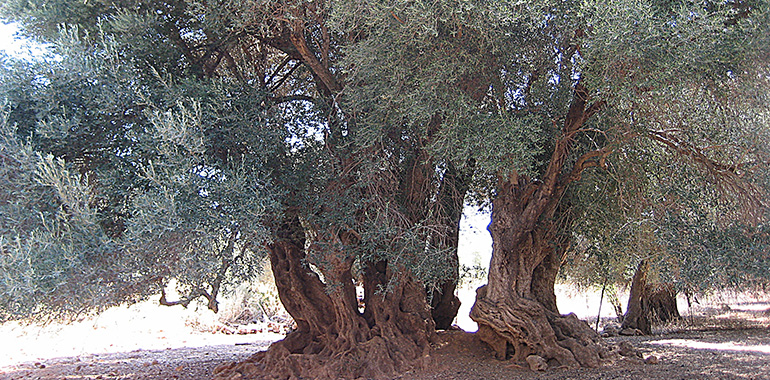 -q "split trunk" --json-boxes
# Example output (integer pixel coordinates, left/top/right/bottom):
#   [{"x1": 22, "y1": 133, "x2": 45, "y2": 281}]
[
  {"x1": 621, "y1": 260, "x2": 680, "y2": 335},
  {"x1": 214, "y1": 216, "x2": 436, "y2": 379}
]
